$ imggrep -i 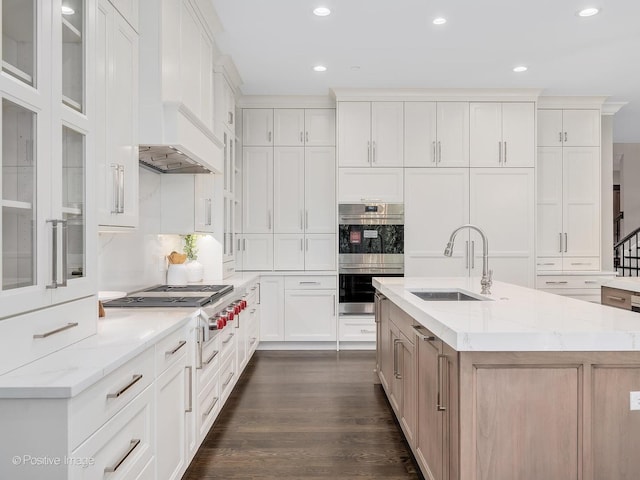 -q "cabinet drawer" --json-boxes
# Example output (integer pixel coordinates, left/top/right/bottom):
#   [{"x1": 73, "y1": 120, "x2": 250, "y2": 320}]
[
  {"x1": 601, "y1": 287, "x2": 632, "y2": 310},
  {"x1": 219, "y1": 353, "x2": 237, "y2": 403},
  {"x1": 197, "y1": 371, "x2": 220, "y2": 440},
  {"x1": 536, "y1": 258, "x2": 562, "y2": 271},
  {"x1": 536, "y1": 275, "x2": 610, "y2": 290},
  {"x1": 388, "y1": 302, "x2": 416, "y2": 341},
  {"x1": 197, "y1": 334, "x2": 221, "y2": 392},
  {"x1": 155, "y1": 325, "x2": 189, "y2": 374},
  {"x1": 0, "y1": 296, "x2": 97, "y2": 376},
  {"x1": 219, "y1": 327, "x2": 236, "y2": 361},
  {"x1": 70, "y1": 385, "x2": 154, "y2": 480},
  {"x1": 339, "y1": 316, "x2": 376, "y2": 342},
  {"x1": 285, "y1": 275, "x2": 337, "y2": 289},
  {"x1": 563, "y1": 257, "x2": 600, "y2": 271},
  {"x1": 69, "y1": 347, "x2": 154, "y2": 448},
  {"x1": 223, "y1": 261, "x2": 236, "y2": 279}
]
